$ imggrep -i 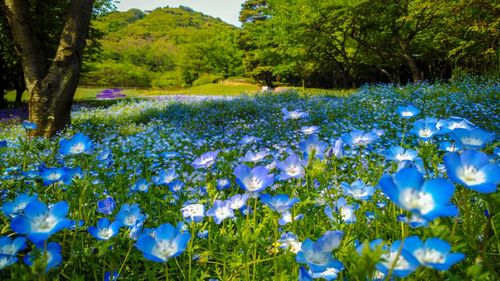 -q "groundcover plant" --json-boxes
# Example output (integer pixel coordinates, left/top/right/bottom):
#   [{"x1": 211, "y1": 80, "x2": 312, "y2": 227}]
[{"x1": 0, "y1": 78, "x2": 499, "y2": 280}]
